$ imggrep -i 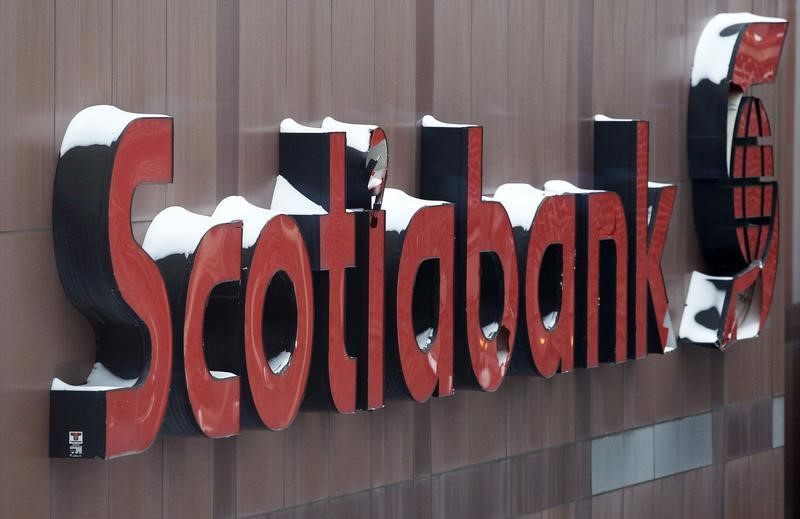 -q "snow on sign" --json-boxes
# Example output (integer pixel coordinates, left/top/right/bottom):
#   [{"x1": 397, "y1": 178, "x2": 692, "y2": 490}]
[{"x1": 49, "y1": 13, "x2": 787, "y2": 459}]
